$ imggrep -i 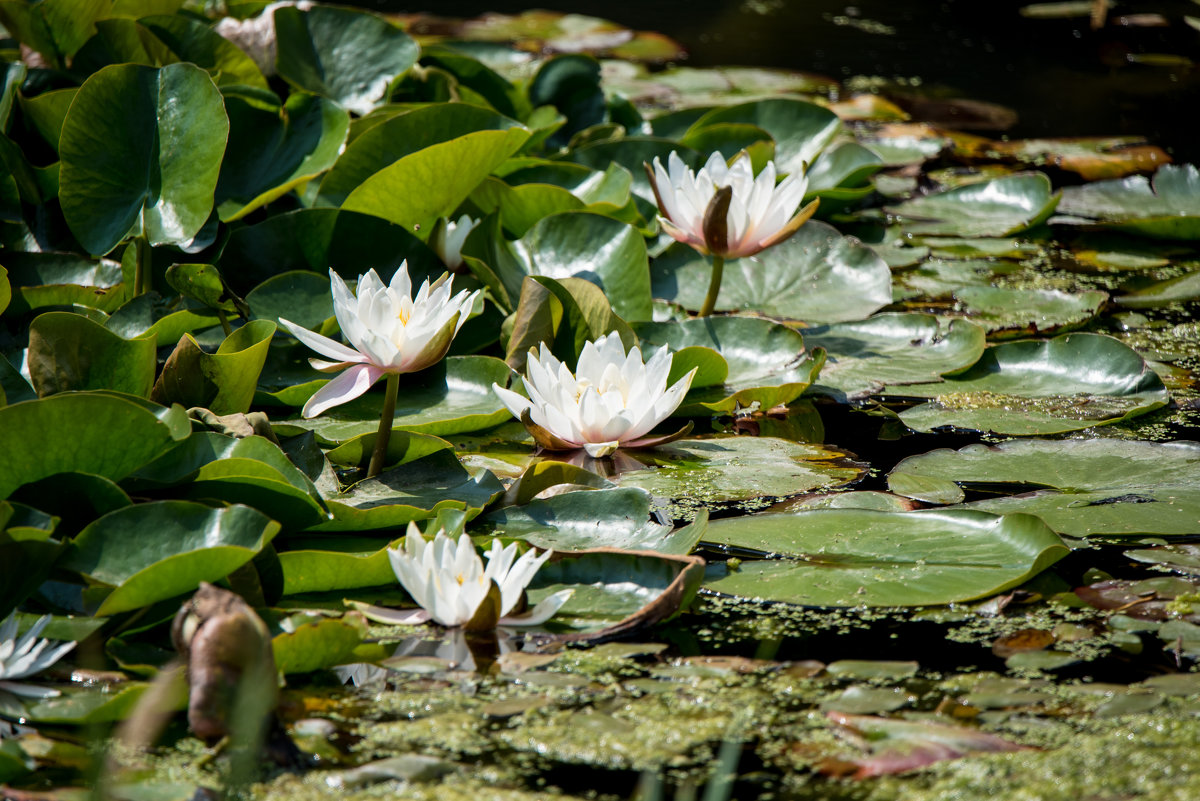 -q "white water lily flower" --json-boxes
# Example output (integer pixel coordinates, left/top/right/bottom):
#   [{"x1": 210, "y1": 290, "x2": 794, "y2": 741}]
[
  {"x1": 0, "y1": 611, "x2": 76, "y2": 698},
  {"x1": 430, "y1": 214, "x2": 480, "y2": 270},
  {"x1": 279, "y1": 264, "x2": 479, "y2": 418},
  {"x1": 386, "y1": 525, "x2": 573, "y2": 630},
  {"x1": 645, "y1": 151, "x2": 818, "y2": 259},
  {"x1": 493, "y1": 333, "x2": 697, "y2": 458}
]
